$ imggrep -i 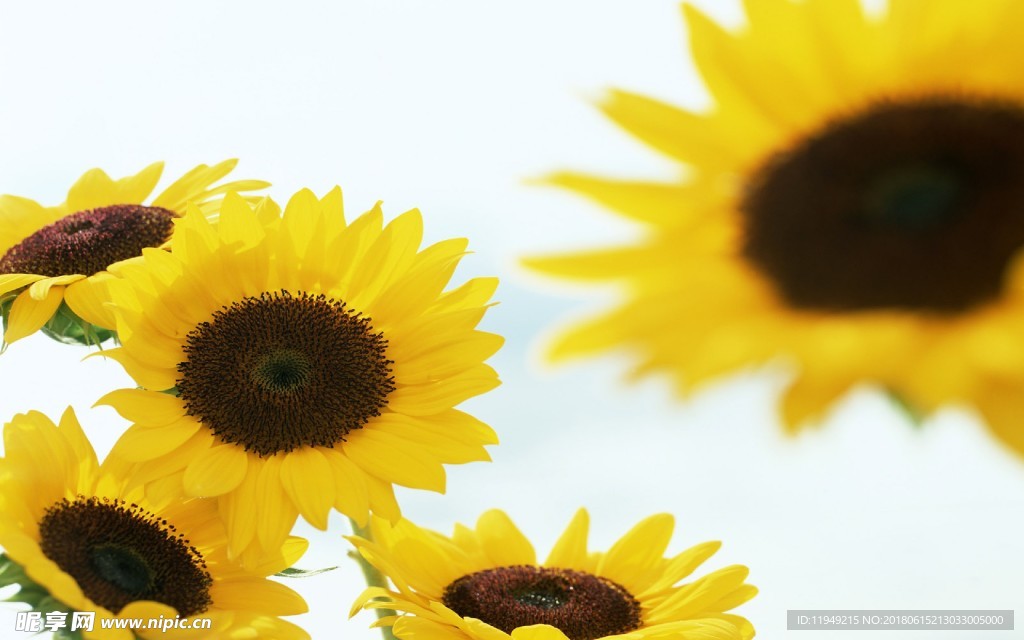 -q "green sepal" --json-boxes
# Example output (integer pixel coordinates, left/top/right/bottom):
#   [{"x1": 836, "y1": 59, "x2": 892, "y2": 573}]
[
  {"x1": 885, "y1": 389, "x2": 927, "y2": 427},
  {"x1": 0, "y1": 290, "x2": 116, "y2": 349},
  {"x1": 0, "y1": 292, "x2": 15, "y2": 353},
  {"x1": 39, "y1": 302, "x2": 116, "y2": 347},
  {"x1": 0, "y1": 554, "x2": 65, "y2": 611},
  {"x1": 0, "y1": 553, "x2": 27, "y2": 587}
]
